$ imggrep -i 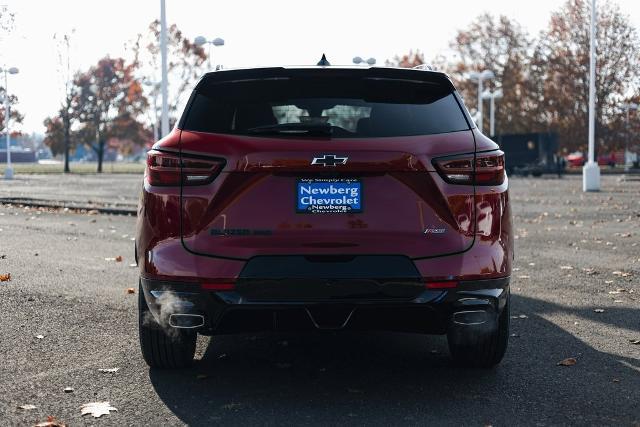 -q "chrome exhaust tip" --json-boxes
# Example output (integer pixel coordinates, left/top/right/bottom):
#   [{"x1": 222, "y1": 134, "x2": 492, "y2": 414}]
[
  {"x1": 168, "y1": 313, "x2": 205, "y2": 329},
  {"x1": 452, "y1": 310, "x2": 490, "y2": 326}
]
